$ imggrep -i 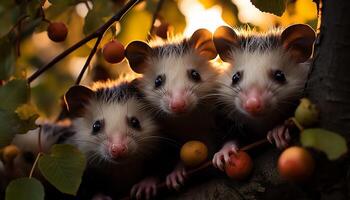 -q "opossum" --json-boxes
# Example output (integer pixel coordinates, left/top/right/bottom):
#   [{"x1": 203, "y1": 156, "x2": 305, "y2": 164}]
[
  {"x1": 10, "y1": 81, "x2": 162, "y2": 200},
  {"x1": 211, "y1": 24, "x2": 316, "y2": 171},
  {"x1": 125, "y1": 29, "x2": 220, "y2": 190}
]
